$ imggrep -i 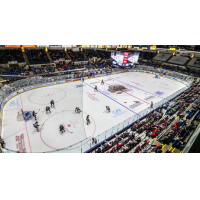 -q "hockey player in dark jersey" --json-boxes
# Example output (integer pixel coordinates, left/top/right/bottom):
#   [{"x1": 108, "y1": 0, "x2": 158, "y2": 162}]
[
  {"x1": 101, "y1": 79, "x2": 104, "y2": 85},
  {"x1": 86, "y1": 115, "x2": 90, "y2": 125},
  {"x1": 94, "y1": 85, "x2": 98, "y2": 92},
  {"x1": 25, "y1": 112, "x2": 31, "y2": 120},
  {"x1": 32, "y1": 111, "x2": 37, "y2": 120},
  {"x1": 59, "y1": 124, "x2": 65, "y2": 133},
  {"x1": 46, "y1": 106, "x2": 51, "y2": 114},
  {"x1": 50, "y1": 100, "x2": 55, "y2": 108},
  {"x1": 106, "y1": 106, "x2": 111, "y2": 113},
  {"x1": 33, "y1": 121, "x2": 39, "y2": 132},
  {"x1": 150, "y1": 101, "x2": 154, "y2": 108},
  {"x1": 75, "y1": 107, "x2": 81, "y2": 114}
]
